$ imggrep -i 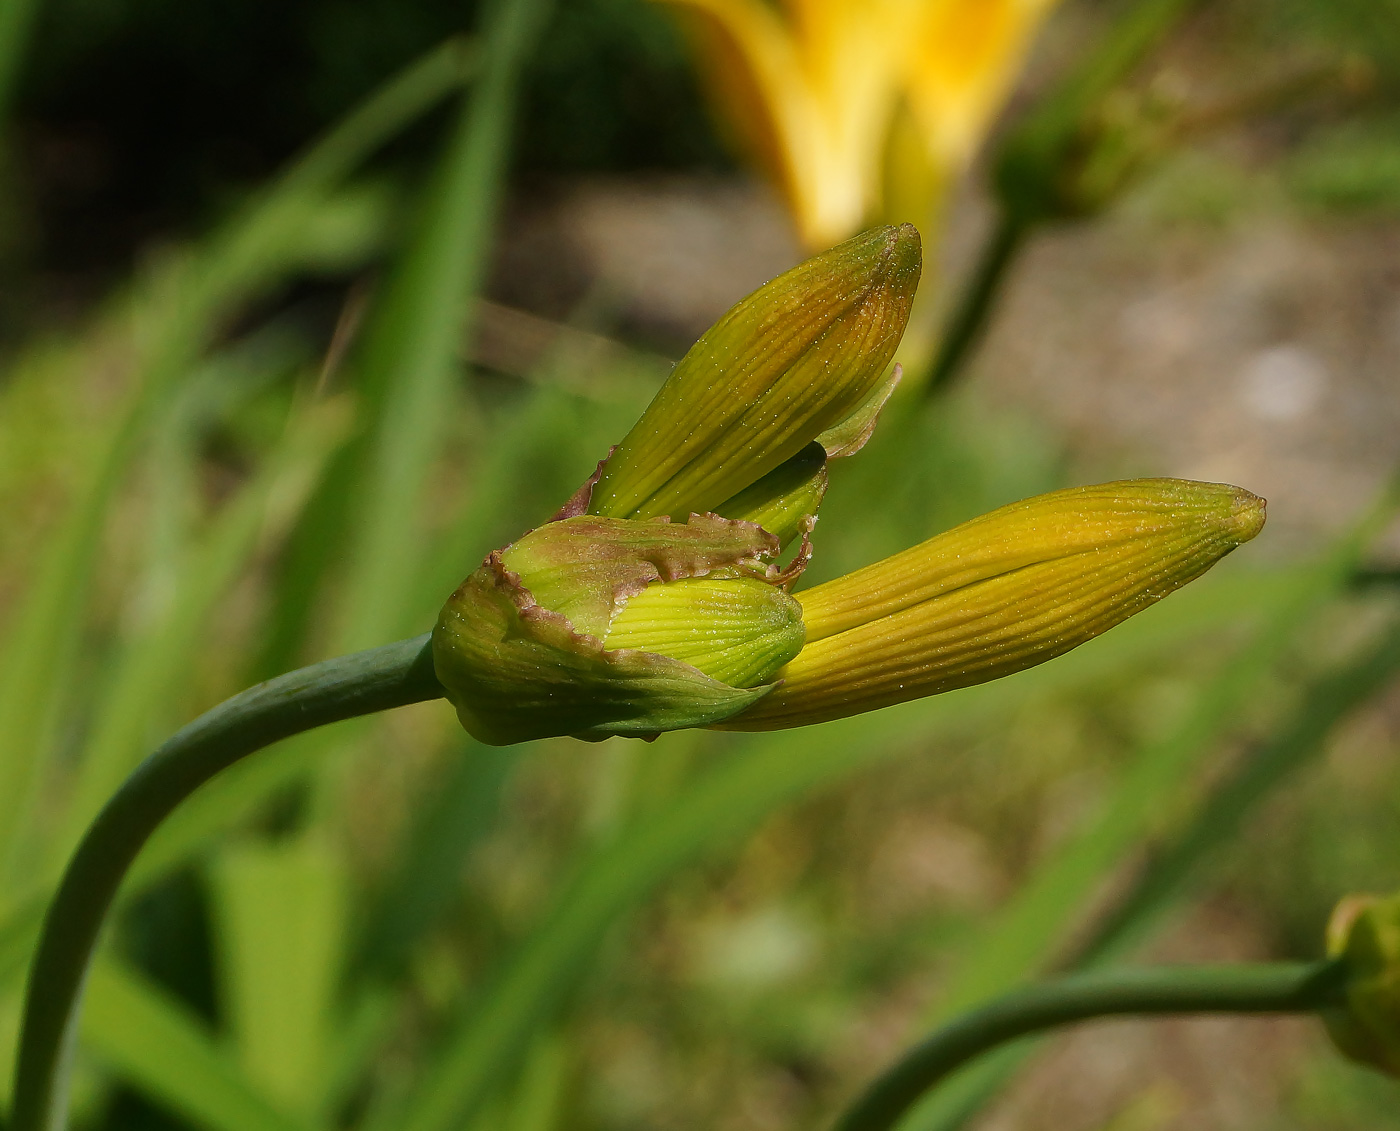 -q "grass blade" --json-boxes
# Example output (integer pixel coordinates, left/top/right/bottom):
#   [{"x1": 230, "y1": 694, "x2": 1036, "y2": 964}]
[
  {"x1": 52, "y1": 398, "x2": 350, "y2": 869},
  {"x1": 0, "y1": 0, "x2": 39, "y2": 134},
  {"x1": 1073, "y1": 613, "x2": 1400, "y2": 967},
  {"x1": 0, "y1": 37, "x2": 475, "y2": 874},
  {"x1": 351, "y1": 739, "x2": 515, "y2": 983},
  {"x1": 331, "y1": 0, "x2": 552, "y2": 656},
  {"x1": 881, "y1": 614, "x2": 1400, "y2": 1131},
  {"x1": 208, "y1": 836, "x2": 349, "y2": 1121},
  {"x1": 82, "y1": 956, "x2": 311, "y2": 1131}
]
